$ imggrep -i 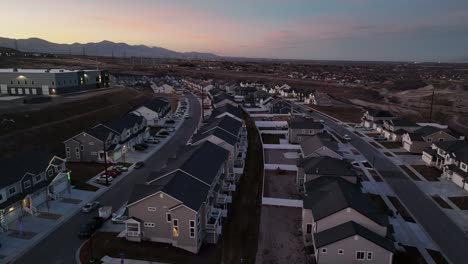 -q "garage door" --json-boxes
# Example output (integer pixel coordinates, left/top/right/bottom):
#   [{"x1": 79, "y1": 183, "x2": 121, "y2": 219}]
[
  {"x1": 0, "y1": 84, "x2": 7, "y2": 94},
  {"x1": 53, "y1": 177, "x2": 69, "y2": 197},
  {"x1": 403, "y1": 142, "x2": 411, "y2": 152},
  {"x1": 113, "y1": 150, "x2": 122, "y2": 162},
  {"x1": 42, "y1": 85, "x2": 49, "y2": 95},
  {"x1": 31, "y1": 189, "x2": 48, "y2": 208}
]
